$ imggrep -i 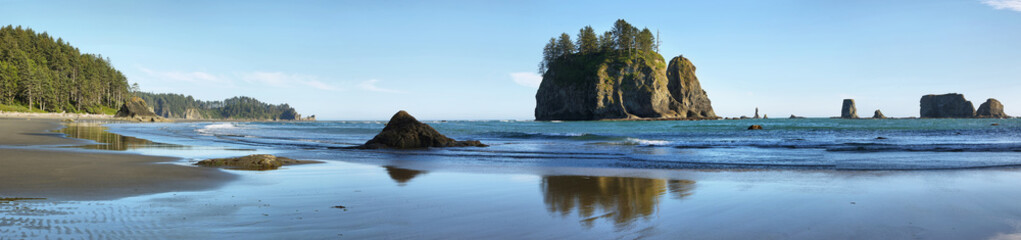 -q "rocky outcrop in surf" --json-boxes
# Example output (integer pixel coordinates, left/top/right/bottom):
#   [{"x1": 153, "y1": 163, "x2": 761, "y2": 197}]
[
  {"x1": 534, "y1": 53, "x2": 717, "y2": 121},
  {"x1": 976, "y1": 98, "x2": 1008, "y2": 118},
  {"x1": 356, "y1": 111, "x2": 487, "y2": 149},
  {"x1": 920, "y1": 93, "x2": 975, "y2": 118},
  {"x1": 195, "y1": 154, "x2": 320, "y2": 170},
  {"x1": 873, "y1": 110, "x2": 886, "y2": 119},
  {"x1": 841, "y1": 99, "x2": 858, "y2": 119}
]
